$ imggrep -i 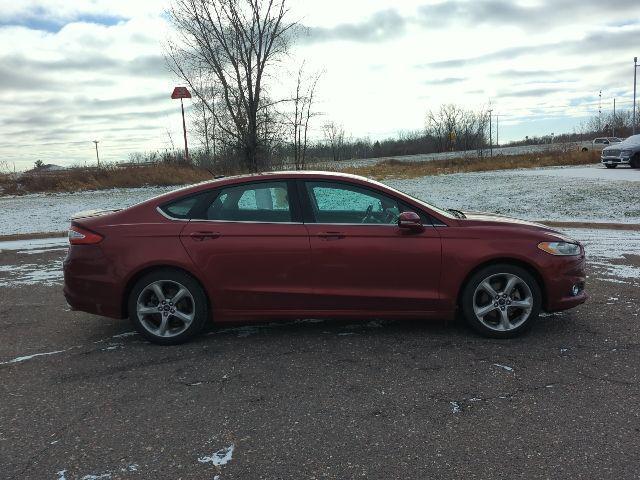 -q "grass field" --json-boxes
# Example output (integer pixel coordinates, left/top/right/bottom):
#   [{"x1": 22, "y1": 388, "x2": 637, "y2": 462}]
[
  {"x1": 1, "y1": 163, "x2": 211, "y2": 195},
  {"x1": 0, "y1": 150, "x2": 600, "y2": 195},
  {"x1": 341, "y1": 150, "x2": 600, "y2": 180}
]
